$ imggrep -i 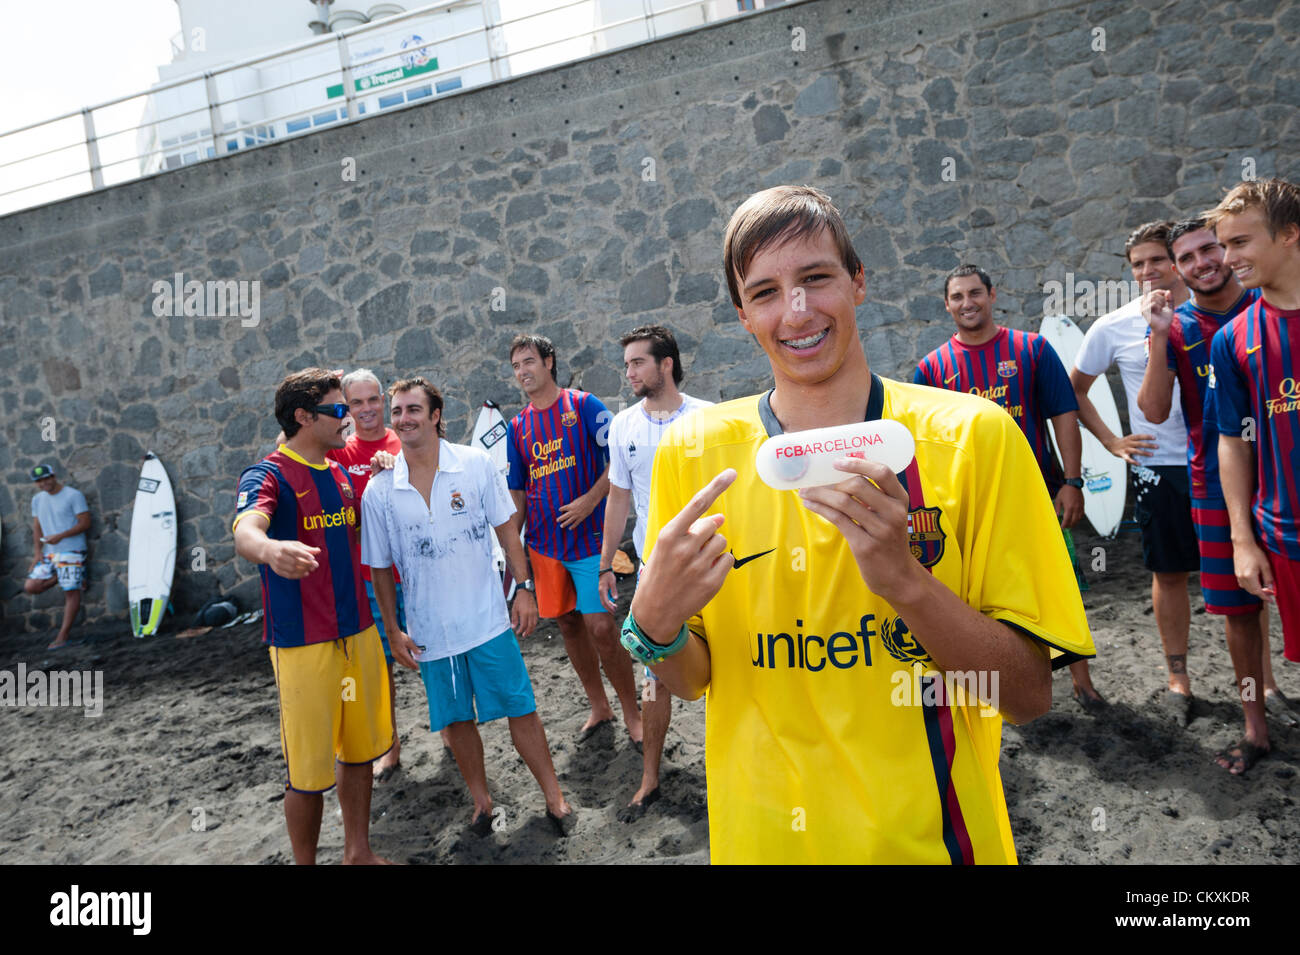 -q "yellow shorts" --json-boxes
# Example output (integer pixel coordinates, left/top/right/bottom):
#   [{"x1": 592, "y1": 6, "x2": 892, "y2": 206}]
[{"x1": 269, "y1": 626, "x2": 394, "y2": 793}]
